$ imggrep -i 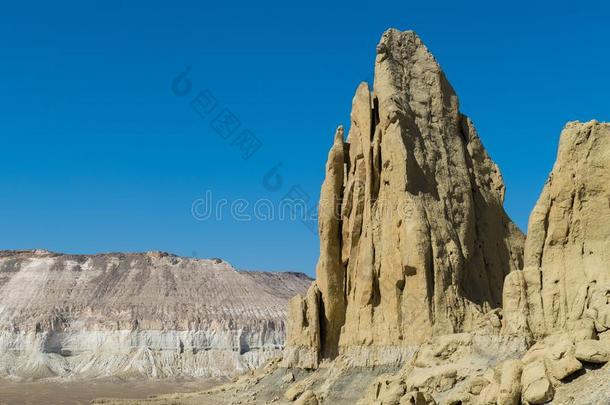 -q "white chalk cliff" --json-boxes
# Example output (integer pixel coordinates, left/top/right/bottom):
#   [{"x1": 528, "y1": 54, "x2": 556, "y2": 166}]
[{"x1": 0, "y1": 250, "x2": 311, "y2": 379}]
